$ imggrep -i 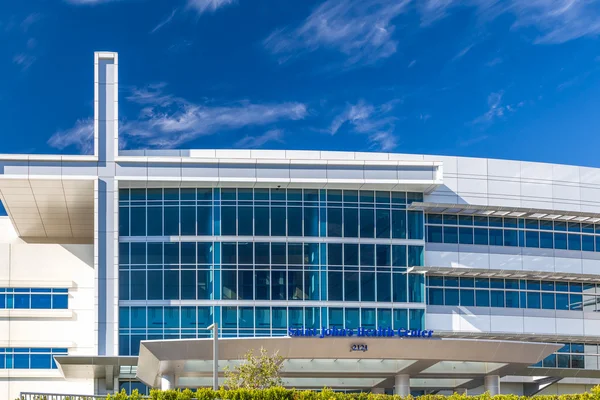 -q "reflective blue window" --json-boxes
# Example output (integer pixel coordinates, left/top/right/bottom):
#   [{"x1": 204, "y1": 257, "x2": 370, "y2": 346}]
[
  {"x1": 542, "y1": 293, "x2": 555, "y2": 309},
  {"x1": 409, "y1": 274, "x2": 424, "y2": 302},
  {"x1": 0, "y1": 348, "x2": 67, "y2": 369},
  {"x1": 568, "y1": 234, "x2": 582, "y2": 251},
  {"x1": 119, "y1": 188, "x2": 430, "y2": 353},
  {"x1": 376, "y1": 209, "x2": 391, "y2": 239},
  {"x1": 476, "y1": 290, "x2": 490, "y2": 307},
  {"x1": 583, "y1": 235, "x2": 595, "y2": 252},
  {"x1": 505, "y1": 291, "x2": 519, "y2": 308},
  {"x1": 344, "y1": 208, "x2": 358, "y2": 237},
  {"x1": 526, "y1": 230, "x2": 539, "y2": 248},
  {"x1": 443, "y1": 226, "x2": 458, "y2": 244},
  {"x1": 271, "y1": 207, "x2": 286, "y2": 236},
  {"x1": 360, "y1": 208, "x2": 375, "y2": 238},
  {"x1": 556, "y1": 293, "x2": 569, "y2": 310},
  {"x1": 362, "y1": 272, "x2": 376, "y2": 302},
  {"x1": 504, "y1": 230, "x2": 518, "y2": 247},
  {"x1": 0, "y1": 289, "x2": 68, "y2": 310},
  {"x1": 344, "y1": 272, "x2": 359, "y2": 301},
  {"x1": 460, "y1": 289, "x2": 474, "y2": 306},
  {"x1": 238, "y1": 206, "x2": 253, "y2": 236},
  {"x1": 555, "y1": 233, "x2": 567, "y2": 250},
  {"x1": 328, "y1": 272, "x2": 343, "y2": 301},
  {"x1": 474, "y1": 228, "x2": 488, "y2": 245},
  {"x1": 426, "y1": 214, "x2": 600, "y2": 252},
  {"x1": 329, "y1": 308, "x2": 343, "y2": 327},
  {"x1": 490, "y1": 291, "x2": 504, "y2": 307},
  {"x1": 393, "y1": 309, "x2": 408, "y2": 328},
  {"x1": 361, "y1": 308, "x2": 376, "y2": 329},
  {"x1": 392, "y1": 210, "x2": 407, "y2": 239},
  {"x1": 376, "y1": 272, "x2": 391, "y2": 302},
  {"x1": 459, "y1": 227, "x2": 473, "y2": 244},
  {"x1": 409, "y1": 309, "x2": 424, "y2": 330},
  {"x1": 429, "y1": 288, "x2": 443, "y2": 305},
  {"x1": 427, "y1": 226, "x2": 443, "y2": 243},
  {"x1": 445, "y1": 289, "x2": 459, "y2": 306},
  {"x1": 427, "y1": 276, "x2": 596, "y2": 312},
  {"x1": 222, "y1": 206, "x2": 236, "y2": 235}
]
